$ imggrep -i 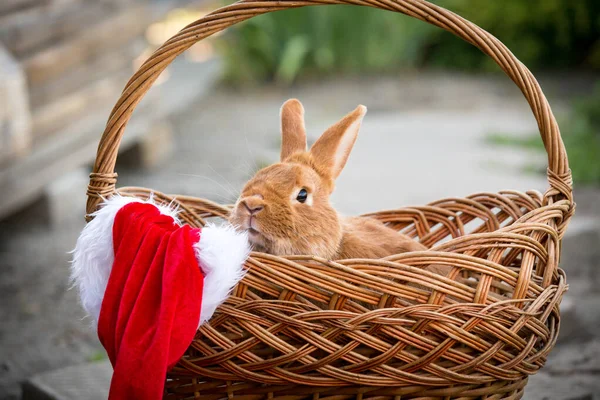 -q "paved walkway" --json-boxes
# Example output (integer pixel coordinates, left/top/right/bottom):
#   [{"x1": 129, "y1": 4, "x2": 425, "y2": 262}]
[{"x1": 1, "y1": 70, "x2": 599, "y2": 399}]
